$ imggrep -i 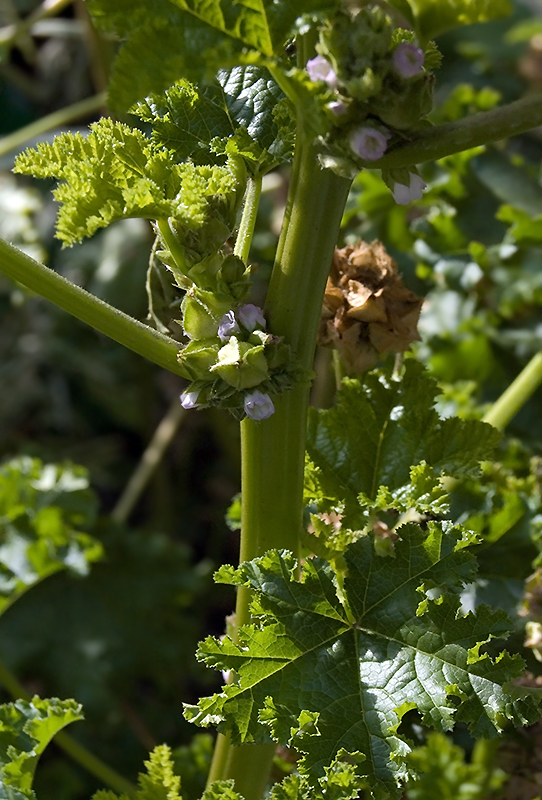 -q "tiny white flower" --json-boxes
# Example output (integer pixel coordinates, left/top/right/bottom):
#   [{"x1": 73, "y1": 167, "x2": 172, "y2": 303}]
[
  {"x1": 218, "y1": 310, "x2": 240, "y2": 342},
  {"x1": 244, "y1": 390, "x2": 275, "y2": 420},
  {"x1": 180, "y1": 389, "x2": 200, "y2": 409},
  {"x1": 391, "y1": 173, "x2": 426, "y2": 204},
  {"x1": 306, "y1": 55, "x2": 338, "y2": 88},
  {"x1": 392, "y1": 43, "x2": 424, "y2": 78},
  {"x1": 350, "y1": 126, "x2": 389, "y2": 161},
  {"x1": 237, "y1": 304, "x2": 266, "y2": 332}
]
